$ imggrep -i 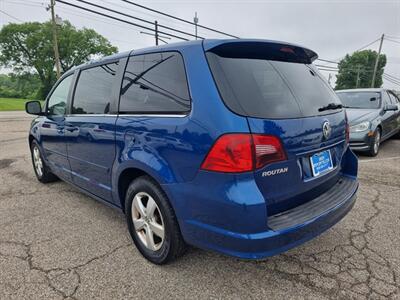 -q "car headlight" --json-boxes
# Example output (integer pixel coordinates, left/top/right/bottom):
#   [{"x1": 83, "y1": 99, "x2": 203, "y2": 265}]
[{"x1": 350, "y1": 121, "x2": 370, "y2": 132}]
